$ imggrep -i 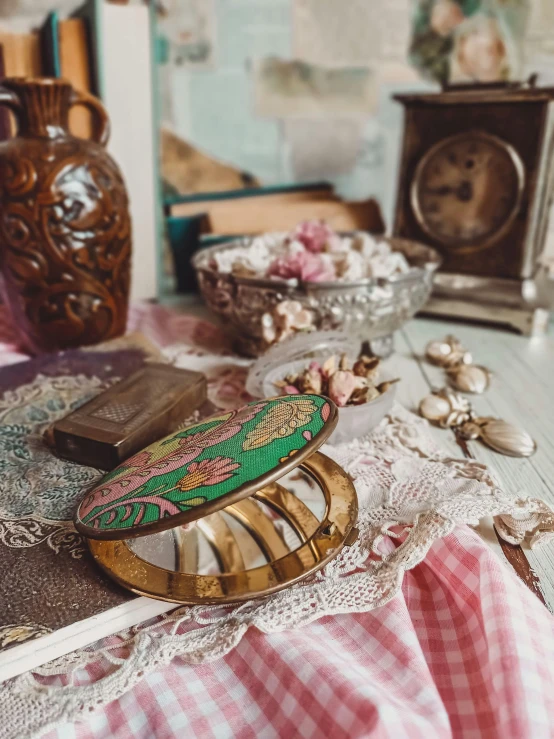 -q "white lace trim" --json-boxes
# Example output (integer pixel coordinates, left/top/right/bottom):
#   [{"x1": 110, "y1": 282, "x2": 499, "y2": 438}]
[
  {"x1": 495, "y1": 508, "x2": 554, "y2": 548},
  {"x1": 1, "y1": 404, "x2": 552, "y2": 739}
]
